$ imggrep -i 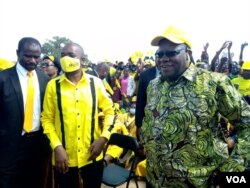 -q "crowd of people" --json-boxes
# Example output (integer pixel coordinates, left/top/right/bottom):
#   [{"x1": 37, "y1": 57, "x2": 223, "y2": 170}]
[{"x1": 0, "y1": 25, "x2": 250, "y2": 188}]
